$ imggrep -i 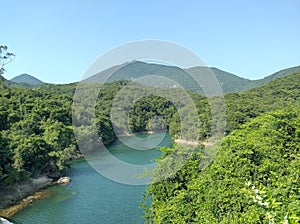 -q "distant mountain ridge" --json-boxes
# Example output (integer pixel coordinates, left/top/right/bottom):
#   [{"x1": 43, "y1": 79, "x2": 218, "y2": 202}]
[
  {"x1": 87, "y1": 61, "x2": 300, "y2": 94},
  {"x1": 253, "y1": 65, "x2": 300, "y2": 86},
  {"x1": 7, "y1": 63, "x2": 300, "y2": 92},
  {"x1": 10, "y1": 73, "x2": 44, "y2": 86}
]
